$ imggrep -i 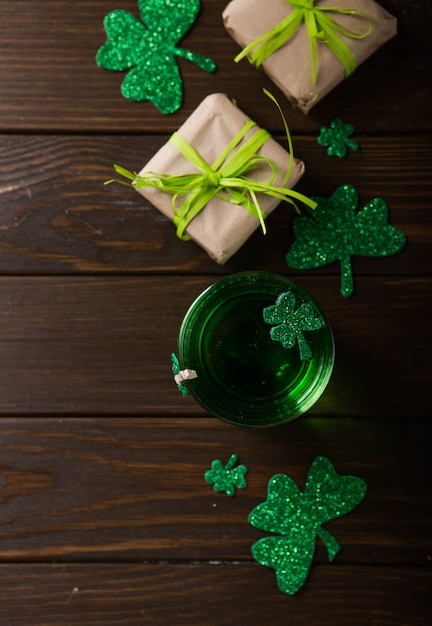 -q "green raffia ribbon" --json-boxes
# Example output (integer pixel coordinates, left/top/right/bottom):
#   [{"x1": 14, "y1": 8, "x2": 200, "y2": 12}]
[
  {"x1": 108, "y1": 90, "x2": 317, "y2": 240},
  {"x1": 234, "y1": 0, "x2": 374, "y2": 84}
]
